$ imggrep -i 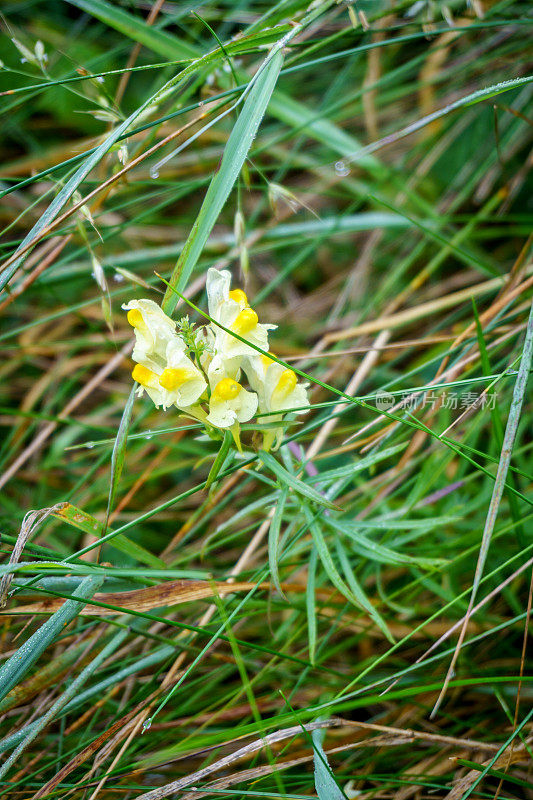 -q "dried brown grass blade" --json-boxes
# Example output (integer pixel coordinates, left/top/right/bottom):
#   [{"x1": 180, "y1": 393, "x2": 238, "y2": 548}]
[{"x1": 4, "y1": 579, "x2": 272, "y2": 616}]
